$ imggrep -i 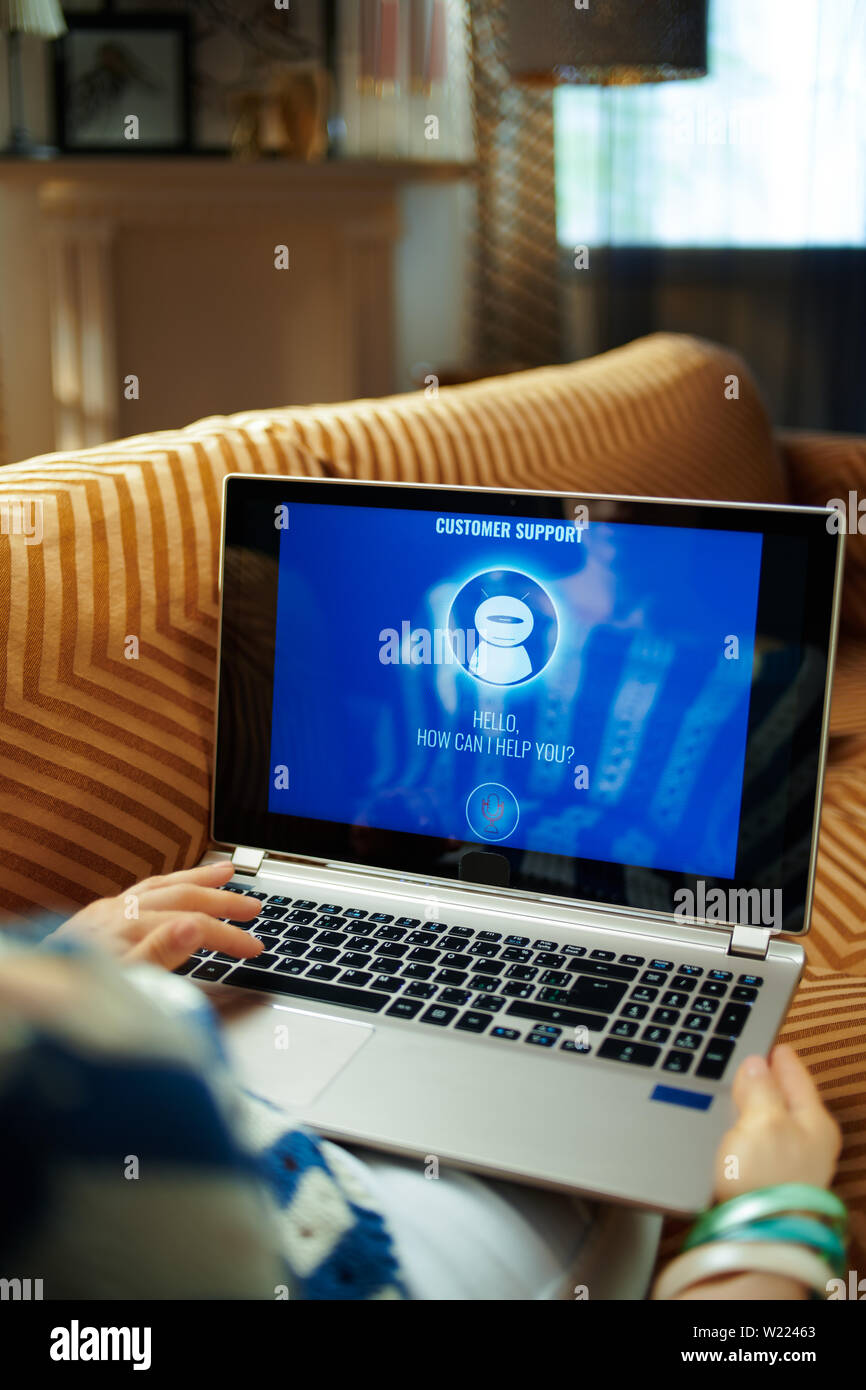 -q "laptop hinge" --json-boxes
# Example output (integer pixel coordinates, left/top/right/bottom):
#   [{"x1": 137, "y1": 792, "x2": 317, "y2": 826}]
[
  {"x1": 231, "y1": 845, "x2": 265, "y2": 877},
  {"x1": 728, "y1": 924, "x2": 772, "y2": 960}
]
